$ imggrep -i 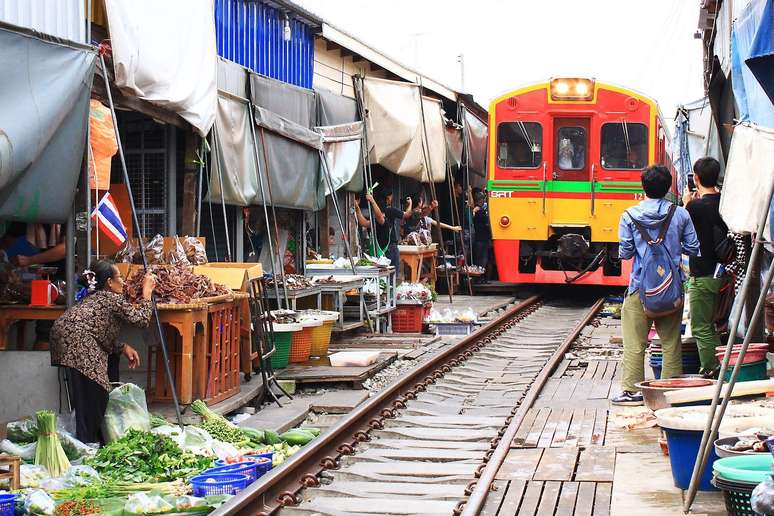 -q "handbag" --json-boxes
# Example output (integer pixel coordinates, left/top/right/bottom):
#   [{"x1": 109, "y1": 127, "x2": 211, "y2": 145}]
[
  {"x1": 713, "y1": 272, "x2": 736, "y2": 334},
  {"x1": 713, "y1": 226, "x2": 736, "y2": 265}
]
